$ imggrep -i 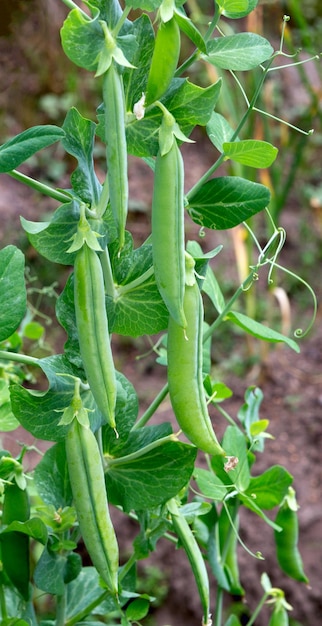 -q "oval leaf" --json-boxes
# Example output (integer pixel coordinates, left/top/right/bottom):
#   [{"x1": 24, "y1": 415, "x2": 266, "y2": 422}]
[
  {"x1": 223, "y1": 140, "x2": 278, "y2": 168},
  {"x1": 0, "y1": 126, "x2": 65, "y2": 173},
  {"x1": 187, "y1": 177, "x2": 270, "y2": 230},
  {"x1": 203, "y1": 33, "x2": 273, "y2": 71},
  {"x1": 226, "y1": 310, "x2": 300, "y2": 352},
  {"x1": 0, "y1": 246, "x2": 26, "y2": 341}
]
